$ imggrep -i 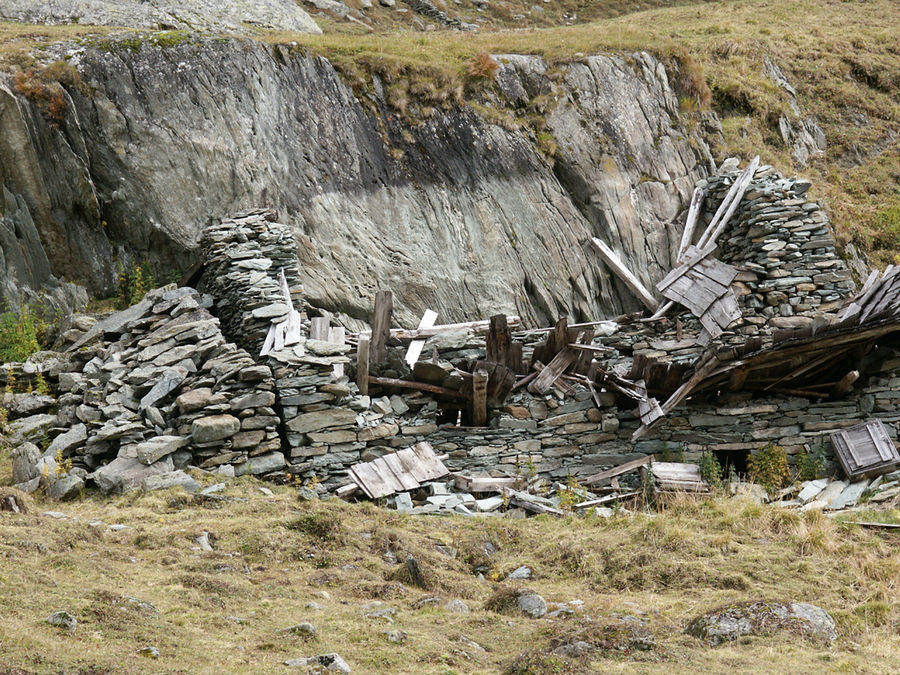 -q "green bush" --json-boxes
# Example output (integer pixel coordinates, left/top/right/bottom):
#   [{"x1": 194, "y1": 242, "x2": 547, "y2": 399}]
[
  {"x1": 0, "y1": 304, "x2": 47, "y2": 363},
  {"x1": 748, "y1": 443, "x2": 792, "y2": 493},
  {"x1": 699, "y1": 451, "x2": 724, "y2": 489},
  {"x1": 116, "y1": 261, "x2": 157, "y2": 308},
  {"x1": 797, "y1": 445, "x2": 828, "y2": 481}
]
